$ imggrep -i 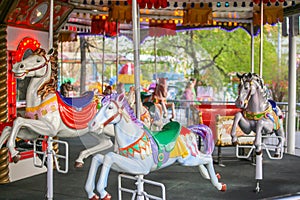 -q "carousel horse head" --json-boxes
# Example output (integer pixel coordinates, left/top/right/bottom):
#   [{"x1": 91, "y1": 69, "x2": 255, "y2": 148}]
[
  {"x1": 13, "y1": 48, "x2": 55, "y2": 79},
  {"x1": 89, "y1": 93, "x2": 143, "y2": 133},
  {"x1": 235, "y1": 72, "x2": 266, "y2": 109}
]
